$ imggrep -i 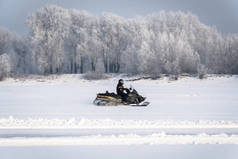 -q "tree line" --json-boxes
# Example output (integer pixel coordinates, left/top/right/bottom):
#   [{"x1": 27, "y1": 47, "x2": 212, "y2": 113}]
[{"x1": 0, "y1": 5, "x2": 238, "y2": 79}]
